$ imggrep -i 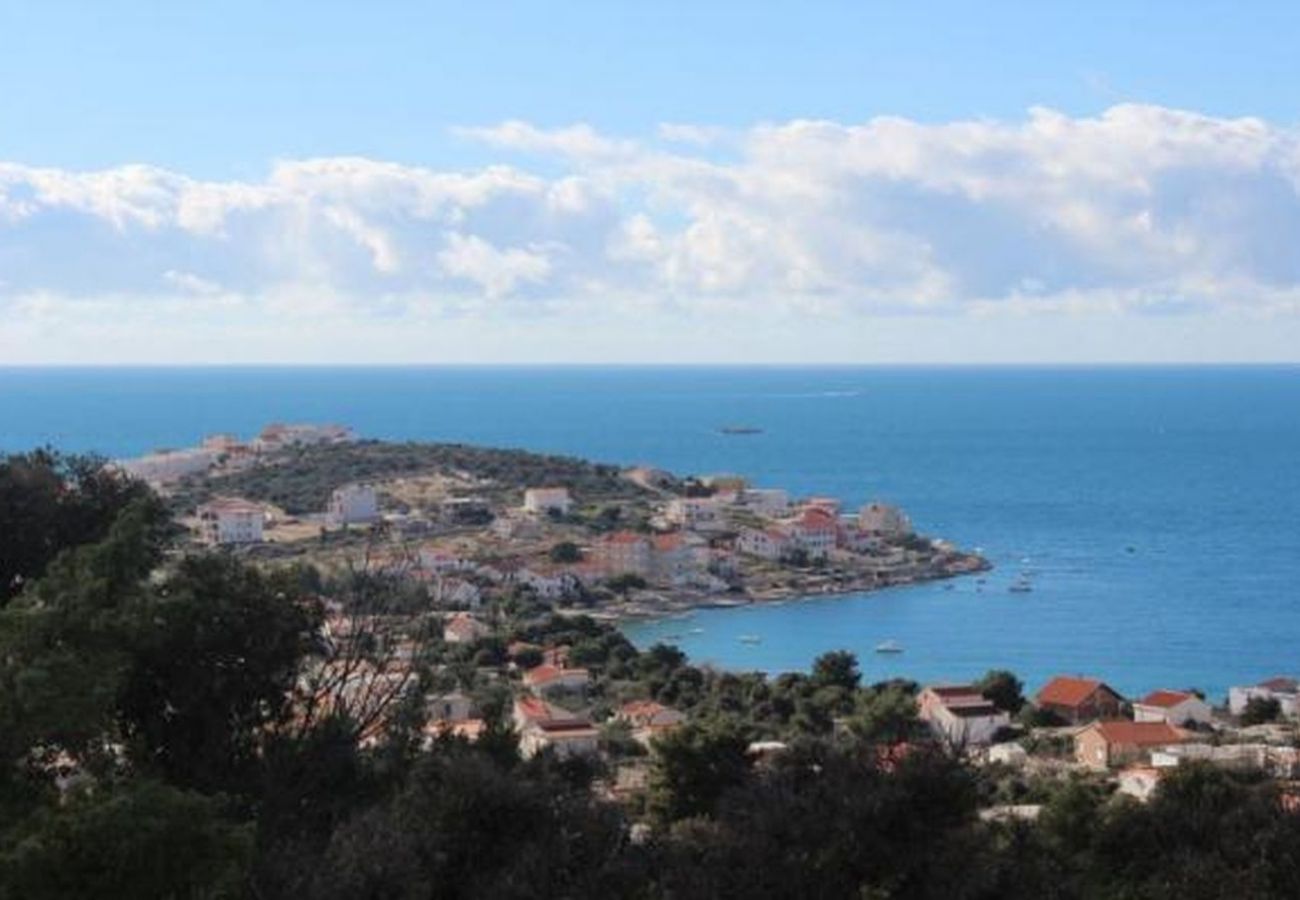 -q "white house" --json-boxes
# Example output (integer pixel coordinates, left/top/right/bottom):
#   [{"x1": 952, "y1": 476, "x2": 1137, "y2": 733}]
[
  {"x1": 858, "y1": 502, "x2": 913, "y2": 537},
  {"x1": 523, "y1": 487, "x2": 573, "y2": 516},
  {"x1": 917, "y1": 684, "x2": 1010, "y2": 748},
  {"x1": 196, "y1": 498, "x2": 265, "y2": 544},
  {"x1": 1229, "y1": 677, "x2": 1300, "y2": 718},
  {"x1": 664, "y1": 497, "x2": 724, "y2": 531},
  {"x1": 427, "y1": 690, "x2": 475, "y2": 723},
  {"x1": 787, "y1": 508, "x2": 839, "y2": 558},
  {"x1": 328, "y1": 482, "x2": 379, "y2": 526},
  {"x1": 517, "y1": 567, "x2": 583, "y2": 601},
  {"x1": 739, "y1": 488, "x2": 790, "y2": 517},
  {"x1": 736, "y1": 527, "x2": 793, "y2": 561},
  {"x1": 513, "y1": 696, "x2": 599, "y2": 759},
  {"x1": 1133, "y1": 690, "x2": 1214, "y2": 727},
  {"x1": 443, "y1": 612, "x2": 491, "y2": 645}
]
